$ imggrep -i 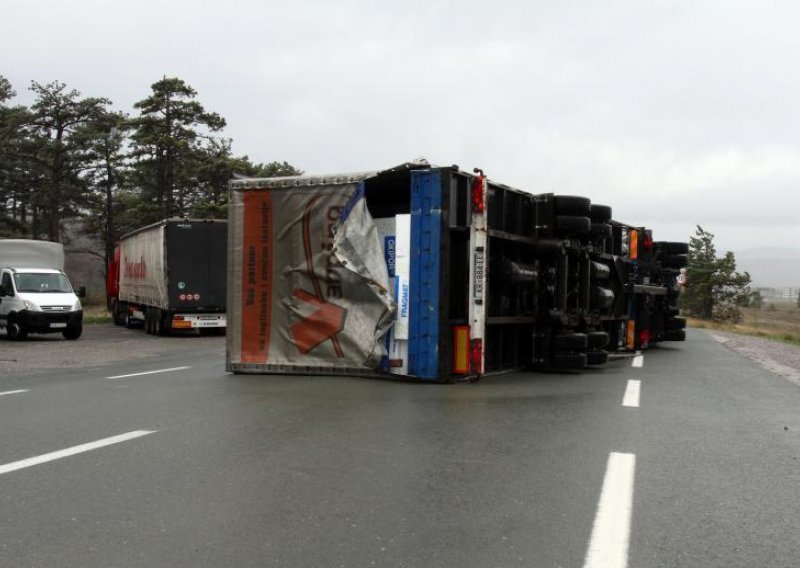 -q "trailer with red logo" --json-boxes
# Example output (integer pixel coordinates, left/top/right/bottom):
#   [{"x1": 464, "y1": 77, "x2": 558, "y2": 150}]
[
  {"x1": 226, "y1": 163, "x2": 685, "y2": 381},
  {"x1": 107, "y1": 219, "x2": 227, "y2": 335}
]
